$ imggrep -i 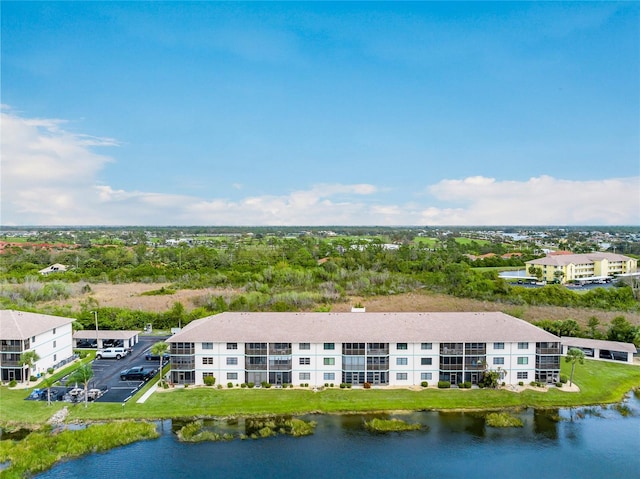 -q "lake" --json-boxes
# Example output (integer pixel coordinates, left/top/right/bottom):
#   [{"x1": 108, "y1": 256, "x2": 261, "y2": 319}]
[{"x1": 37, "y1": 392, "x2": 640, "y2": 479}]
